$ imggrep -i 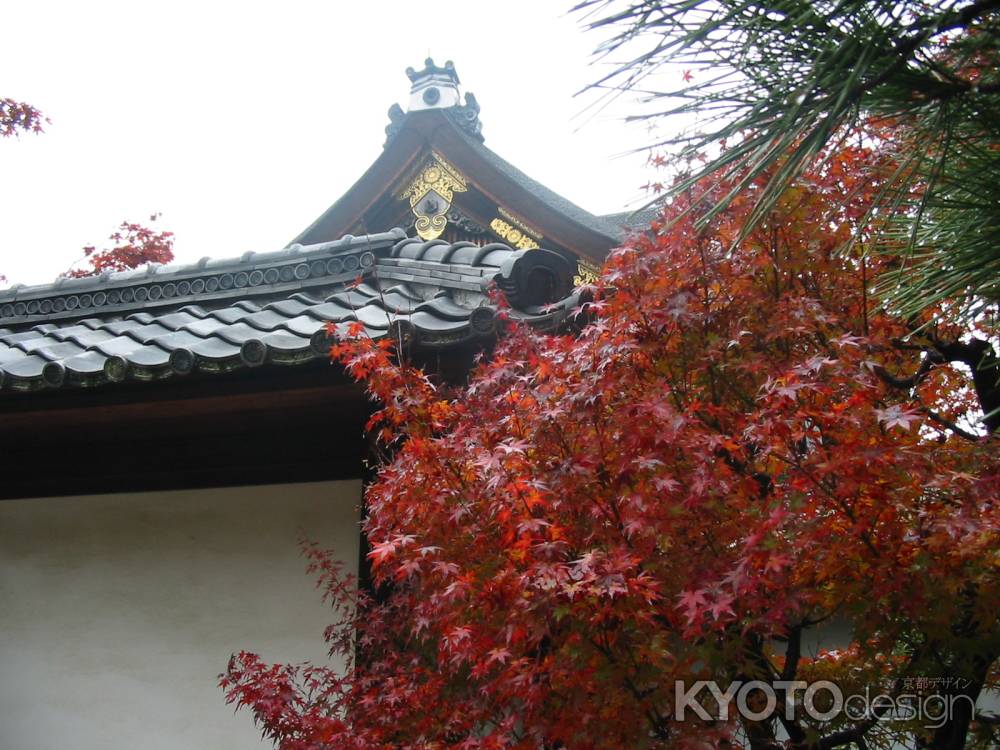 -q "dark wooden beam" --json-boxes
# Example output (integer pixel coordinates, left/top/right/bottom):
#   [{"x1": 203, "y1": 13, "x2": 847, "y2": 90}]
[{"x1": 0, "y1": 363, "x2": 373, "y2": 500}]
